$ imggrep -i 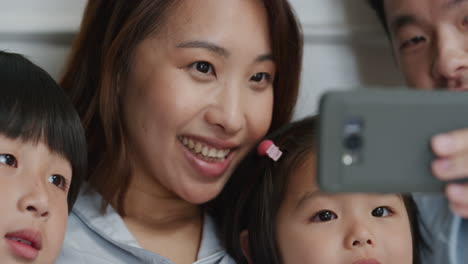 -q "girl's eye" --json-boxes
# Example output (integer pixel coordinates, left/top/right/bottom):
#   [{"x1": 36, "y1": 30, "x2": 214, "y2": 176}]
[
  {"x1": 48, "y1": 174, "x2": 68, "y2": 191},
  {"x1": 311, "y1": 210, "x2": 338, "y2": 222},
  {"x1": 250, "y1": 72, "x2": 270, "y2": 83},
  {"x1": 400, "y1": 35, "x2": 426, "y2": 50},
  {"x1": 0, "y1": 154, "x2": 17, "y2": 168},
  {"x1": 372, "y1": 206, "x2": 393, "y2": 217},
  {"x1": 190, "y1": 61, "x2": 215, "y2": 75}
]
